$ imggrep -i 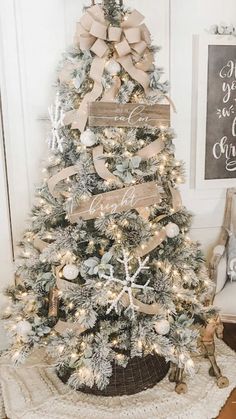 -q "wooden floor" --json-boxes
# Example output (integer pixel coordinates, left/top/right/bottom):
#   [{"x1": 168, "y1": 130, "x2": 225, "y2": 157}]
[{"x1": 217, "y1": 323, "x2": 236, "y2": 419}]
